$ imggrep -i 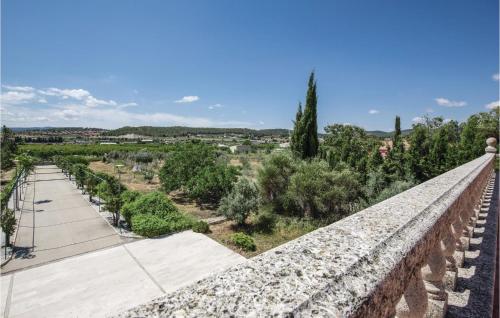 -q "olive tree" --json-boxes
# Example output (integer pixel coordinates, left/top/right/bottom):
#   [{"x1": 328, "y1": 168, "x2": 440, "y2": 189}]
[{"x1": 218, "y1": 178, "x2": 259, "y2": 225}]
